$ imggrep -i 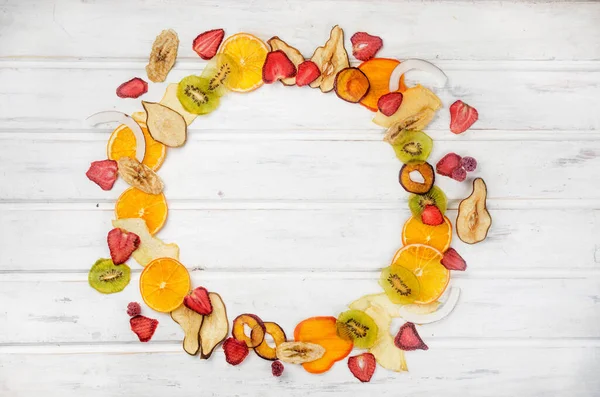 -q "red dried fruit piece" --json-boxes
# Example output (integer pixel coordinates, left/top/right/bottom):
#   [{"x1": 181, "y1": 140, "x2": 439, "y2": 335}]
[
  {"x1": 116, "y1": 77, "x2": 148, "y2": 99},
  {"x1": 130, "y1": 315, "x2": 159, "y2": 342},
  {"x1": 272, "y1": 360, "x2": 284, "y2": 377},
  {"x1": 347, "y1": 353, "x2": 376, "y2": 382},
  {"x1": 421, "y1": 205, "x2": 444, "y2": 226},
  {"x1": 394, "y1": 322, "x2": 428, "y2": 351},
  {"x1": 262, "y1": 50, "x2": 297, "y2": 84},
  {"x1": 223, "y1": 337, "x2": 249, "y2": 366},
  {"x1": 441, "y1": 248, "x2": 467, "y2": 271},
  {"x1": 350, "y1": 32, "x2": 383, "y2": 62},
  {"x1": 107, "y1": 228, "x2": 140, "y2": 265},
  {"x1": 296, "y1": 60, "x2": 320, "y2": 87},
  {"x1": 450, "y1": 100, "x2": 479, "y2": 134},
  {"x1": 192, "y1": 29, "x2": 225, "y2": 60},
  {"x1": 436, "y1": 153, "x2": 462, "y2": 177},
  {"x1": 461, "y1": 156, "x2": 478, "y2": 172},
  {"x1": 183, "y1": 286, "x2": 213, "y2": 315},
  {"x1": 127, "y1": 302, "x2": 141, "y2": 317},
  {"x1": 451, "y1": 166, "x2": 467, "y2": 182},
  {"x1": 377, "y1": 92, "x2": 403, "y2": 117},
  {"x1": 86, "y1": 159, "x2": 118, "y2": 191}
]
